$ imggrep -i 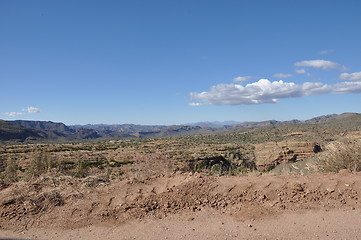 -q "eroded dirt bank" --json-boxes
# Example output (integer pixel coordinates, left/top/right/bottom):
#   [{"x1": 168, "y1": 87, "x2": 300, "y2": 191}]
[{"x1": 1, "y1": 171, "x2": 360, "y2": 239}]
